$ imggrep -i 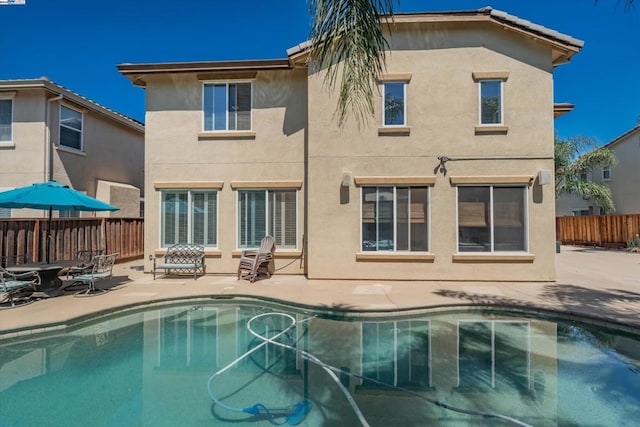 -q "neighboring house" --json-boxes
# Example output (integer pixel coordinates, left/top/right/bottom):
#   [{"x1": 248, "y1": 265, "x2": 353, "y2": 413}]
[
  {"x1": 556, "y1": 124, "x2": 640, "y2": 216},
  {"x1": 0, "y1": 78, "x2": 144, "y2": 218},
  {"x1": 119, "y1": 8, "x2": 582, "y2": 281}
]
